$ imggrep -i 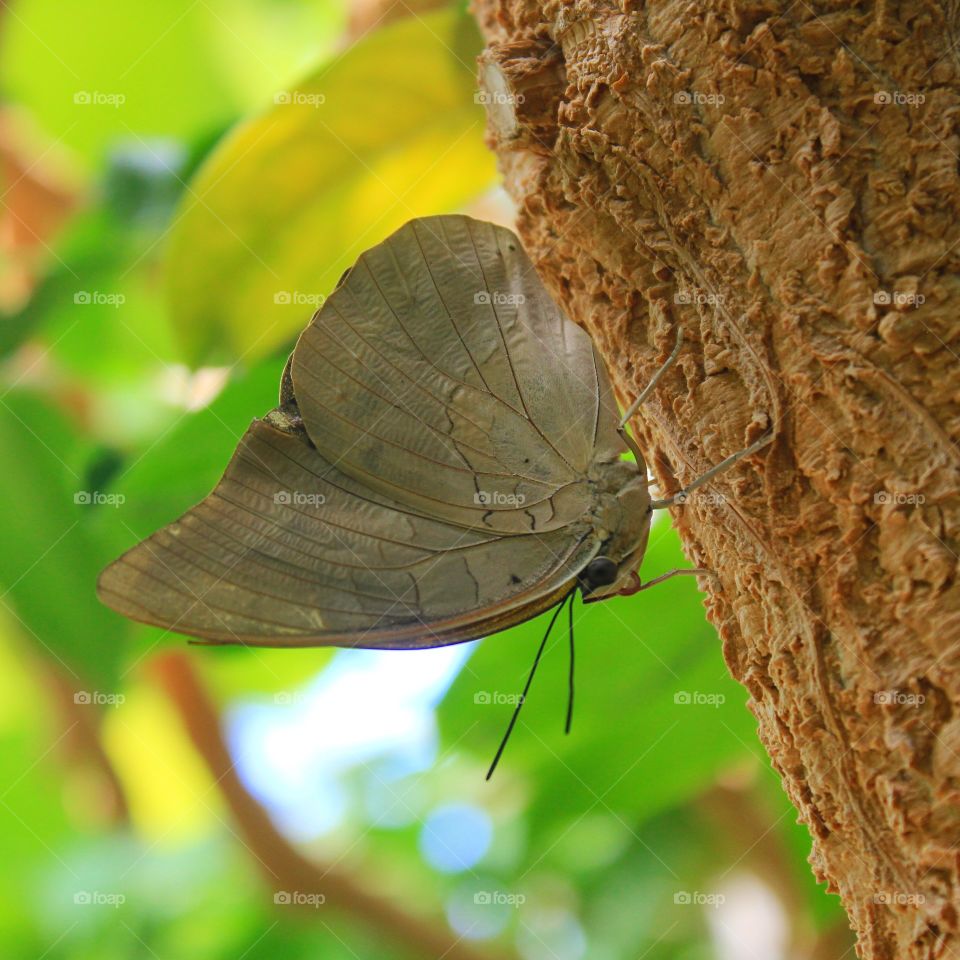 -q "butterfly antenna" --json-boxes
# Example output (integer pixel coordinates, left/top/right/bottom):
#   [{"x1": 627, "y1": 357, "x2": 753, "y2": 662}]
[
  {"x1": 565, "y1": 591, "x2": 575, "y2": 735},
  {"x1": 486, "y1": 595, "x2": 568, "y2": 781}
]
